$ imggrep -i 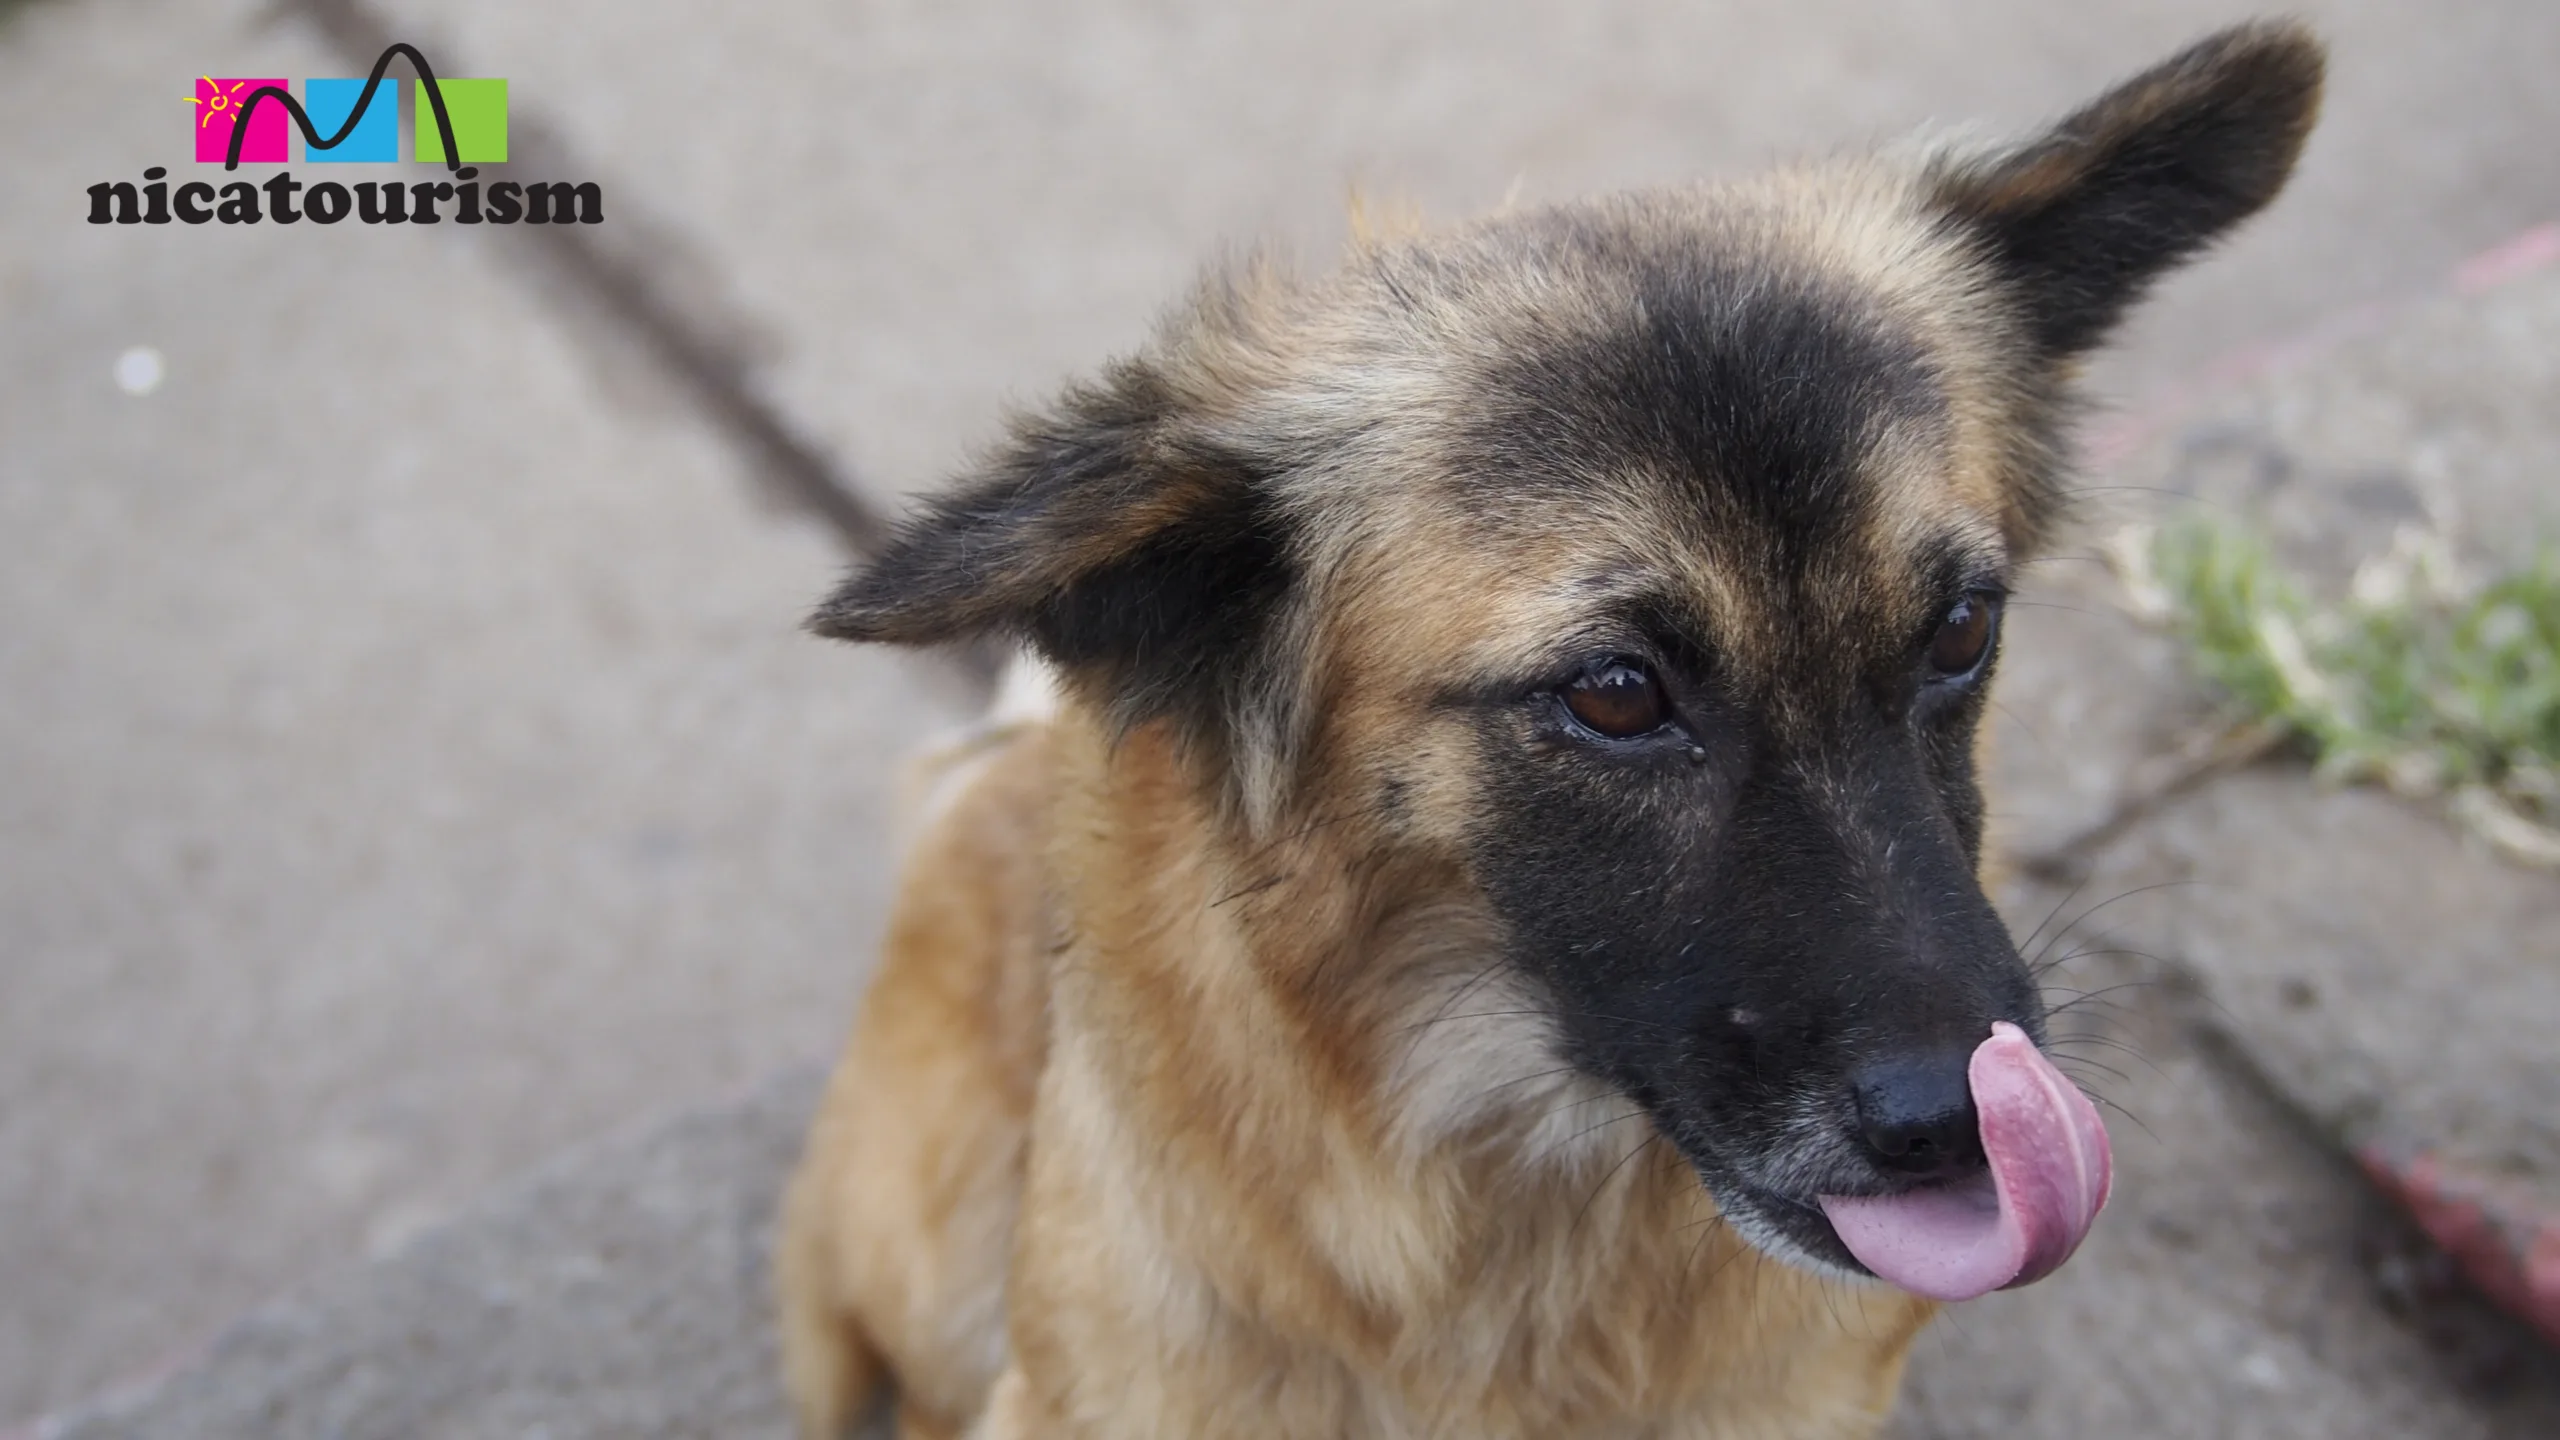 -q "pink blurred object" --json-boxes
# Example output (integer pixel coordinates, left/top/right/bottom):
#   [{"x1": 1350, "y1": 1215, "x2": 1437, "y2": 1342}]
[{"x1": 2359, "y1": 1142, "x2": 2560, "y2": 1349}]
